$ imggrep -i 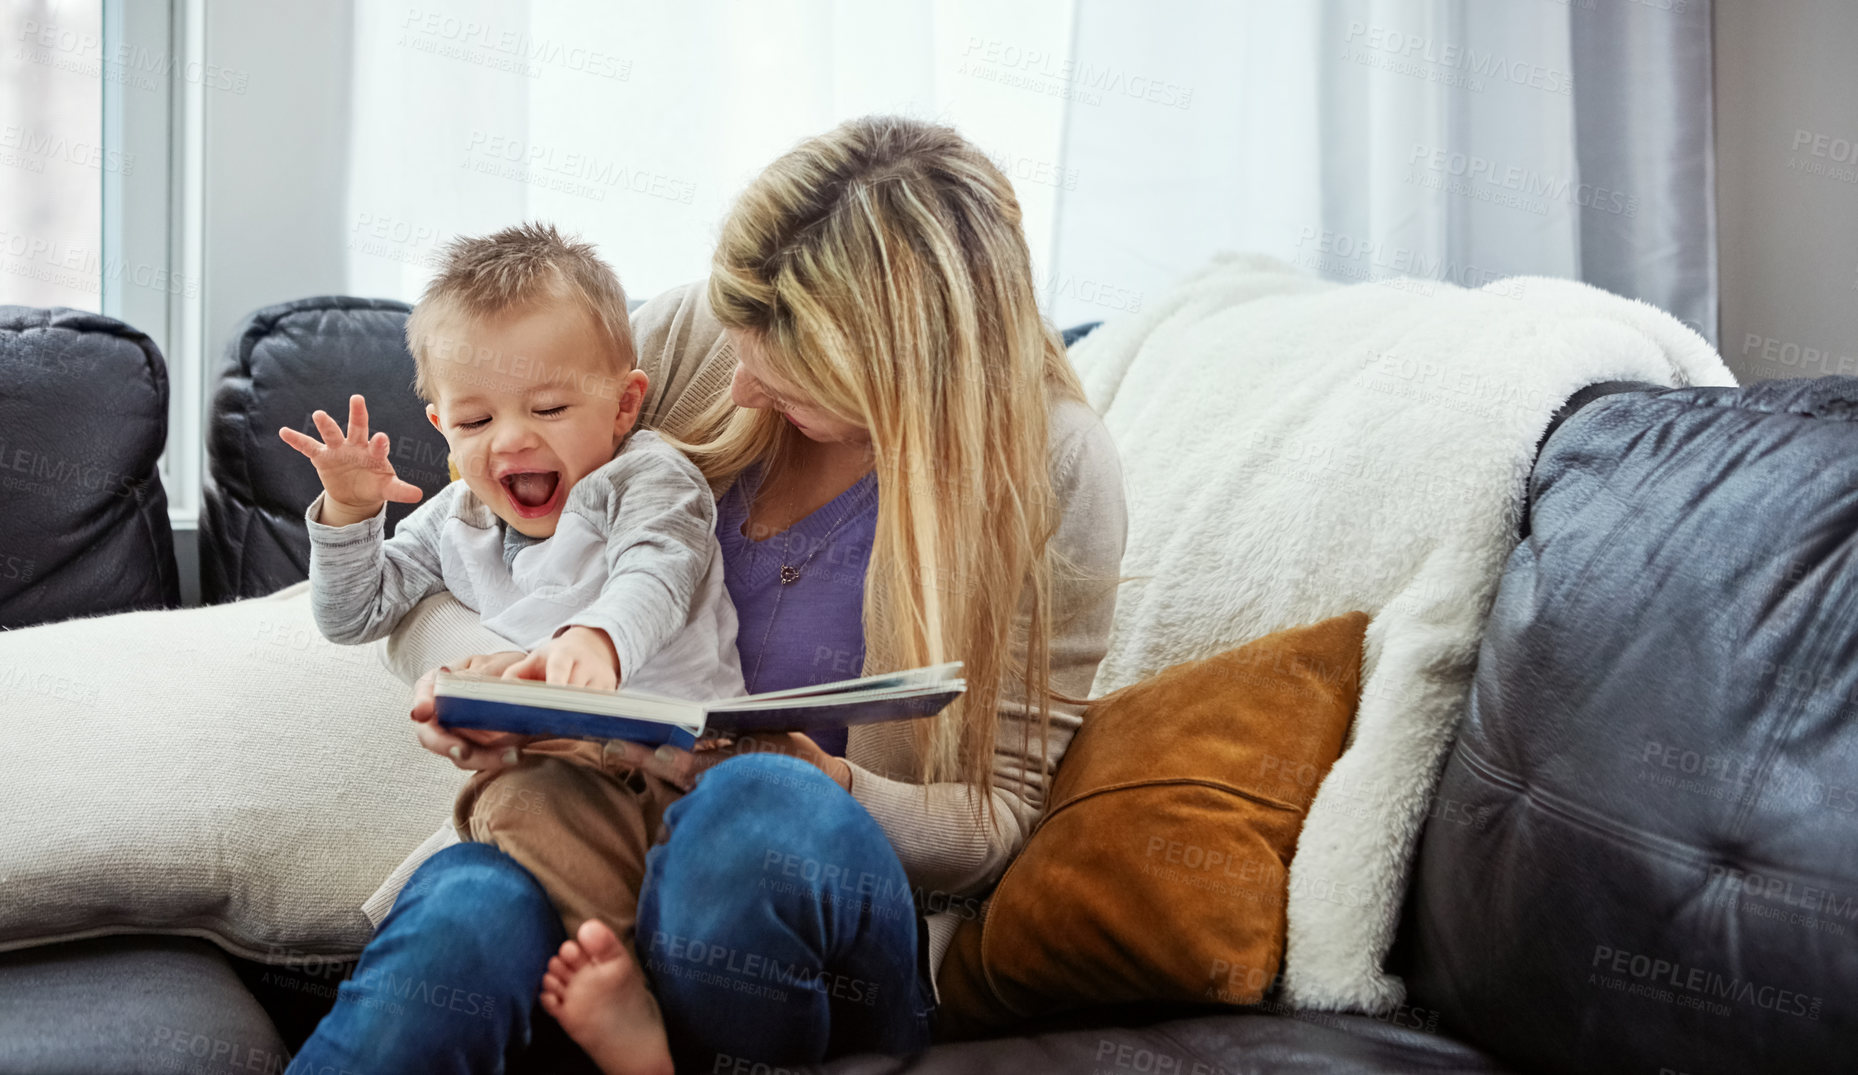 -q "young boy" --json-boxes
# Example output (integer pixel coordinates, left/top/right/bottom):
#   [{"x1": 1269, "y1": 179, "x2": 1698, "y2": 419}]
[{"x1": 281, "y1": 222, "x2": 742, "y2": 945}]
